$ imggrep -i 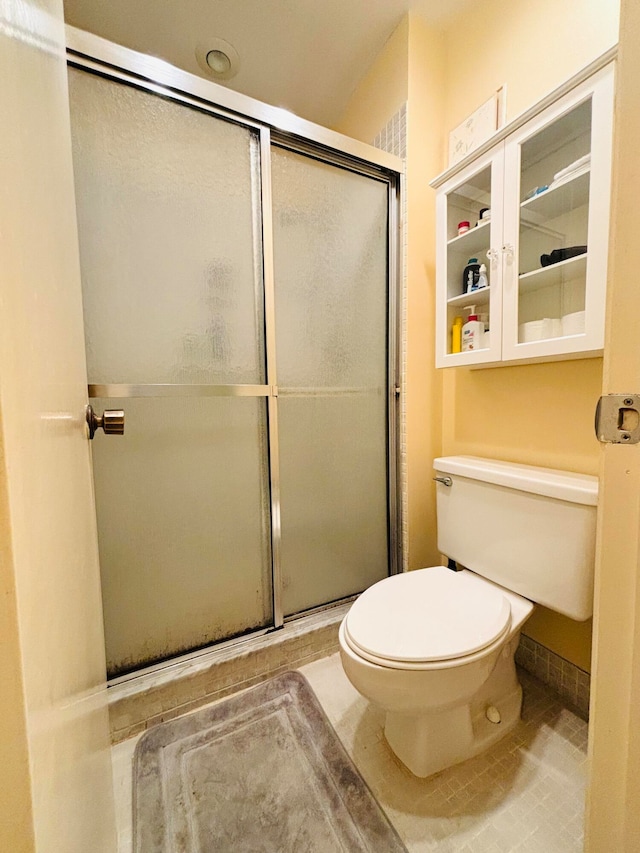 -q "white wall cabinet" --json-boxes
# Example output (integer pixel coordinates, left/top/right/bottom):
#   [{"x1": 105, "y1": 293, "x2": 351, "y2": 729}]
[{"x1": 433, "y1": 62, "x2": 614, "y2": 369}]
